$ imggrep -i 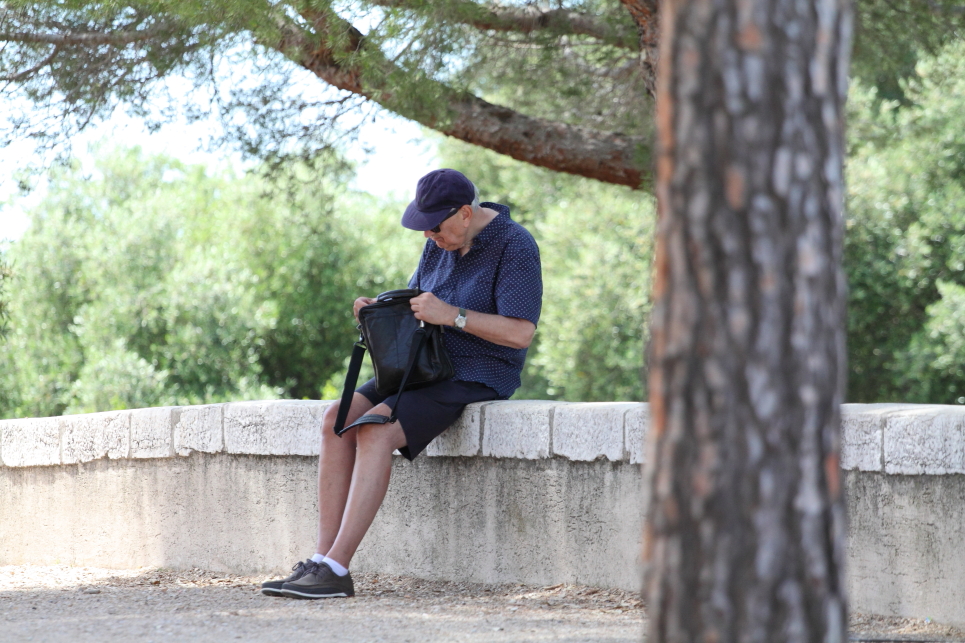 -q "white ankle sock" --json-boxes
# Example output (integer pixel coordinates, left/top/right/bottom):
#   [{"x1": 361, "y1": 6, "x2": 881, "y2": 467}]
[
  {"x1": 322, "y1": 556, "x2": 349, "y2": 576},
  {"x1": 310, "y1": 553, "x2": 325, "y2": 564}
]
